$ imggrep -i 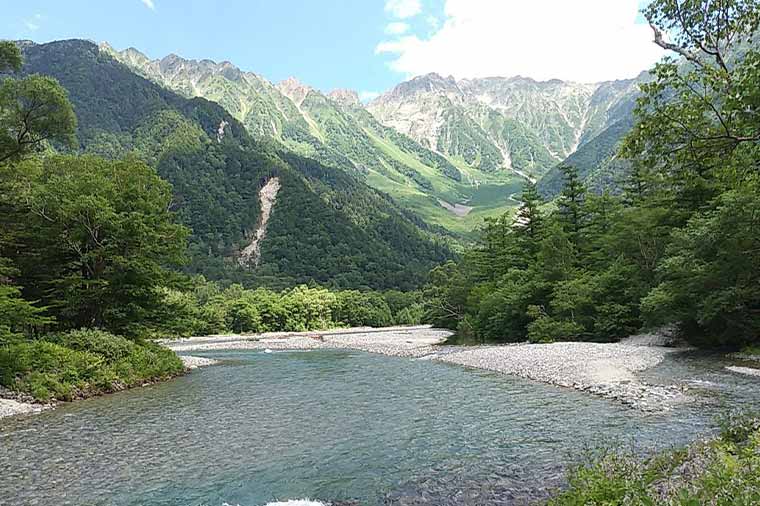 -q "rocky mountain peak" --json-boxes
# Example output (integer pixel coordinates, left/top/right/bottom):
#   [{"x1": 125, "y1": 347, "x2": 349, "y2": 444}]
[
  {"x1": 372, "y1": 72, "x2": 464, "y2": 108},
  {"x1": 277, "y1": 77, "x2": 313, "y2": 106},
  {"x1": 328, "y1": 88, "x2": 360, "y2": 107}
]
